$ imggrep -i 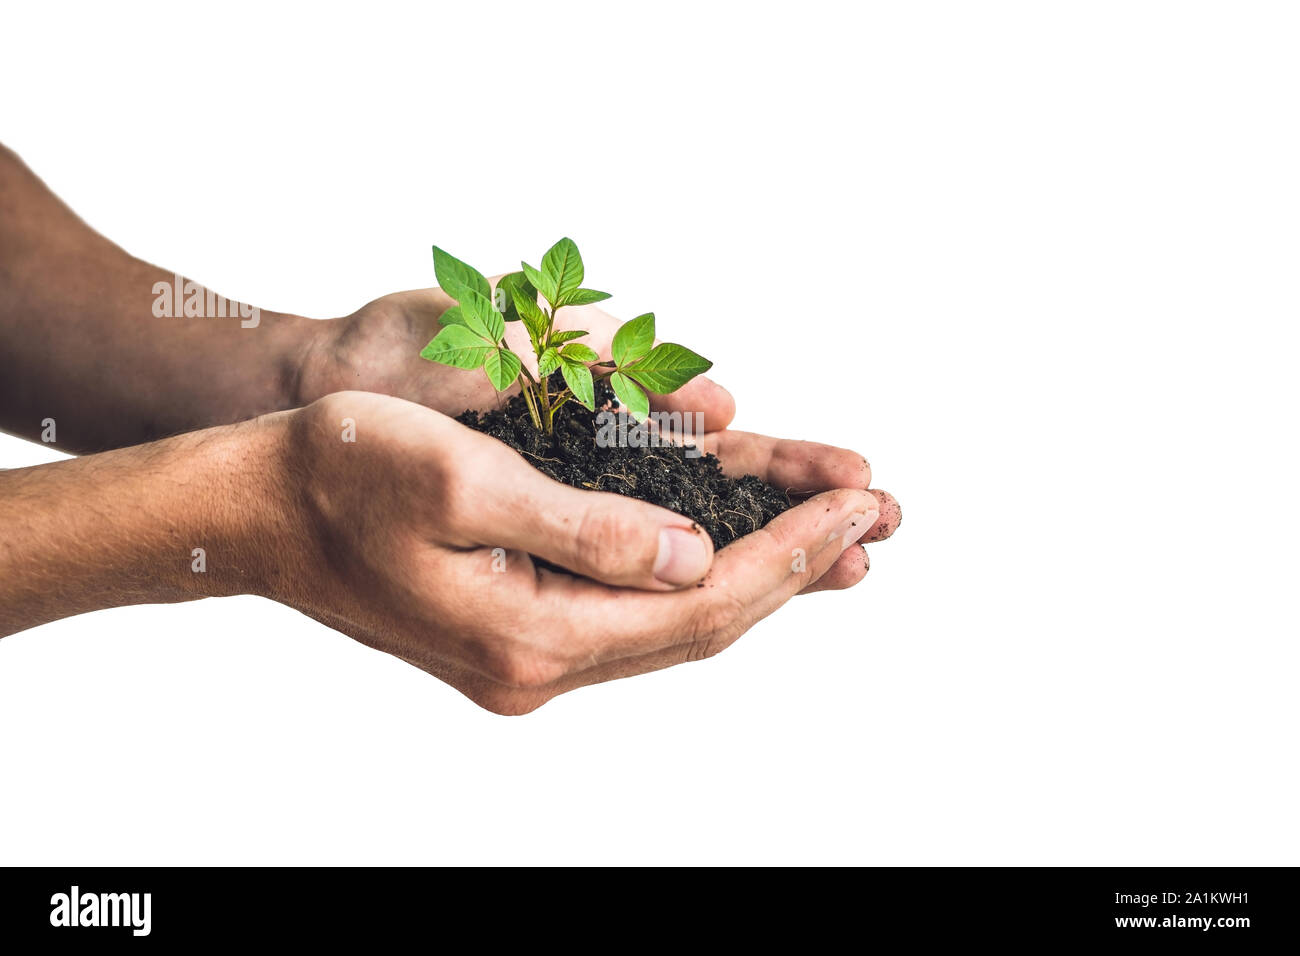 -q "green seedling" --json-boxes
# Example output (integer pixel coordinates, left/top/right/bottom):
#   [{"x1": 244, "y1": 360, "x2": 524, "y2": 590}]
[{"x1": 420, "y1": 238, "x2": 712, "y2": 433}]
